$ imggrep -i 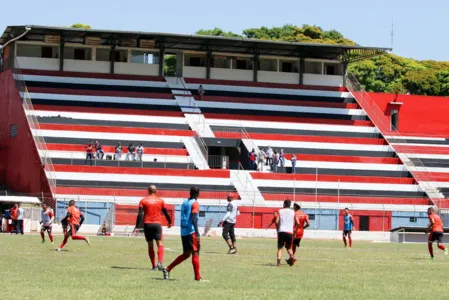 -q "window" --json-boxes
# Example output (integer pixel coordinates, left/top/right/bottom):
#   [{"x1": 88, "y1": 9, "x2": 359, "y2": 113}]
[
  {"x1": 9, "y1": 124, "x2": 18, "y2": 138},
  {"x1": 391, "y1": 110, "x2": 399, "y2": 130},
  {"x1": 259, "y1": 58, "x2": 277, "y2": 72},
  {"x1": 17, "y1": 44, "x2": 59, "y2": 58},
  {"x1": 212, "y1": 56, "x2": 231, "y2": 69},
  {"x1": 114, "y1": 50, "x2": 128, "y2": 63},
  {"x1": 232, "y1": 57, "x2": 253, "y2": 70},
  {"x1": 280, "y1": 60, "x2": 299, "y2": 73},
  {"x1": 64, "y1": 47, "x2": 92, "y2": 60},
  {"x1": 309, "y1": 214, "x2": 315, "y2": 221},
  {"x1": 409, "y1": 217, "x2": 417, "y2": 223},
  {"x1": 184, "y1": 54, "x2": 206, "y2": 67},
  {"x1": 96, "y1": 49, "x2": 111, "y2": 62},
  {"x1": 324, "y1": 65, "x2": 336, "y2": 75},
  {"x1": 304, "y1": 61, "x2": 322, "y2": 74},
  {"x1": 131, "y1": 51, "x2": 159, "y2": 64}
]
